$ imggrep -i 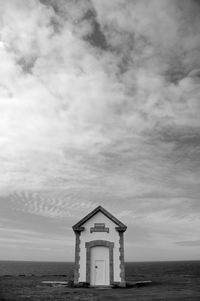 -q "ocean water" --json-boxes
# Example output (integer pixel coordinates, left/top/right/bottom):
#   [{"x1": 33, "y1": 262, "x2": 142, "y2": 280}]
[
  {"x1": 125, "y1": 261, "x2": 200, "y2": 282},
  {"x1": 0, "y1": 261, "x2": 74, "y2": 277},
  {"x1": 0, "y1": 260, "x2": 200, "y2": 281}
]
